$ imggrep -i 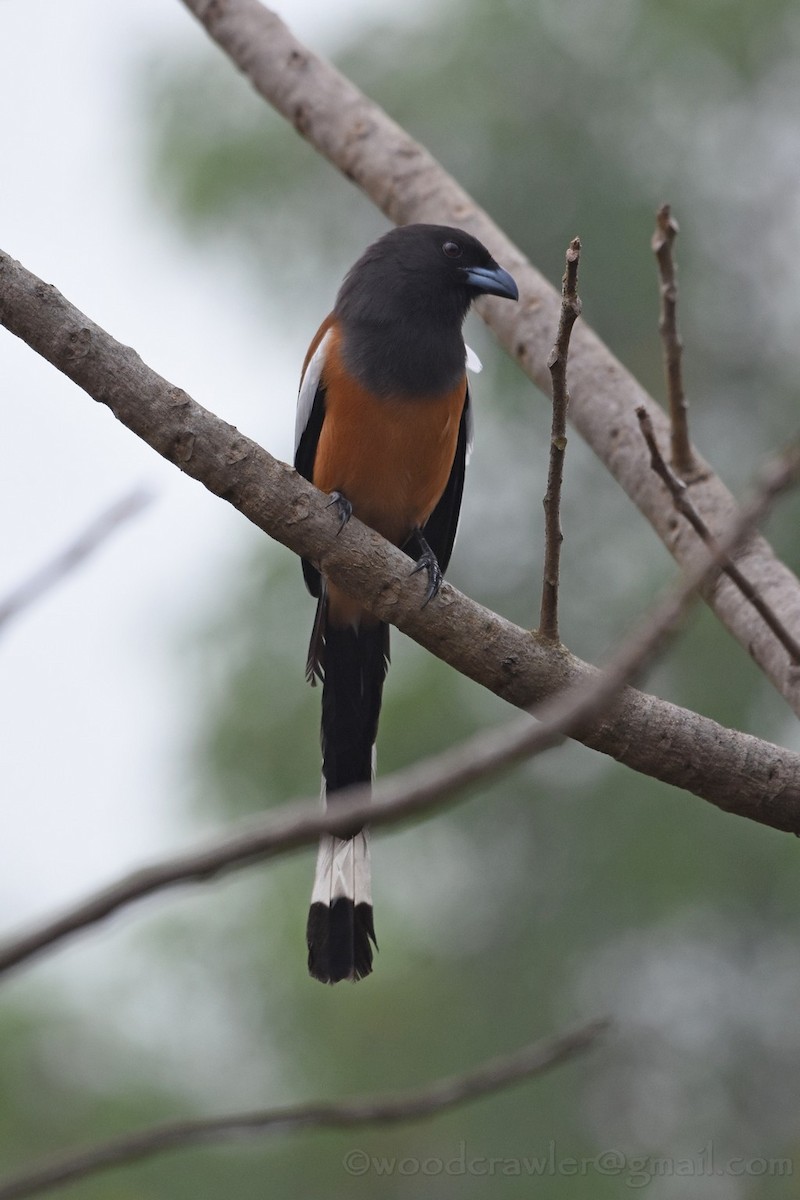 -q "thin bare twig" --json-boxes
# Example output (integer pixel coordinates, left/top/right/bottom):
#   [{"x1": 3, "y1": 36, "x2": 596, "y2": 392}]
[
  {"x1": 1, "y1": 433, "x2": 797, "y2": 982},
  {"x1": 637, "y1": 407, "x2": 800, "y2": 666},
  {"x1": 0, "y1": 489, "x2": 153, "y2": 635},
  {"x1": 540, "y1": 237, "x2": 581, "y2": 641},
  {"x1": 0, "y1": 1020, "x2": 608, "y2": 1200},
  {"x1": 652, "y1": 203, "x2": 693, "y2": 475}
]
